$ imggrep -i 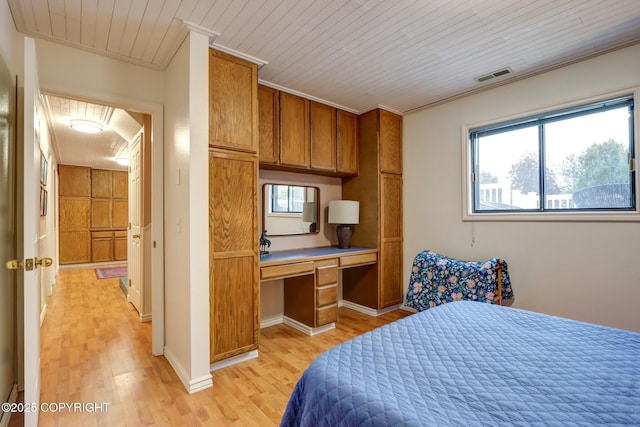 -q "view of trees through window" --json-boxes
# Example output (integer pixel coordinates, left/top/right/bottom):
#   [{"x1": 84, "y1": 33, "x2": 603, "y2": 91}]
[{"x1": 472, "y1": 97, "x2": 634, "y2": 212}]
